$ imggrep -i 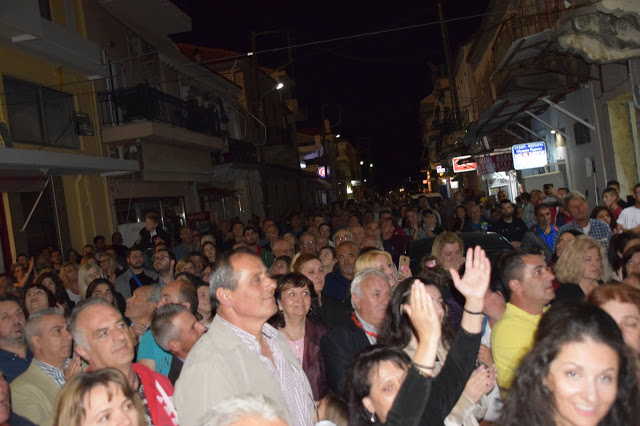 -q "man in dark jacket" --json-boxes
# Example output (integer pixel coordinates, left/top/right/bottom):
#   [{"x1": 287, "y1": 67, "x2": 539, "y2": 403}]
[
  {"x1": 320, "y1": 269, "x2": 392, "y2": 396},
  {"x1": 489, "y1": 200, "x2": 528, "y2": 249}
]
